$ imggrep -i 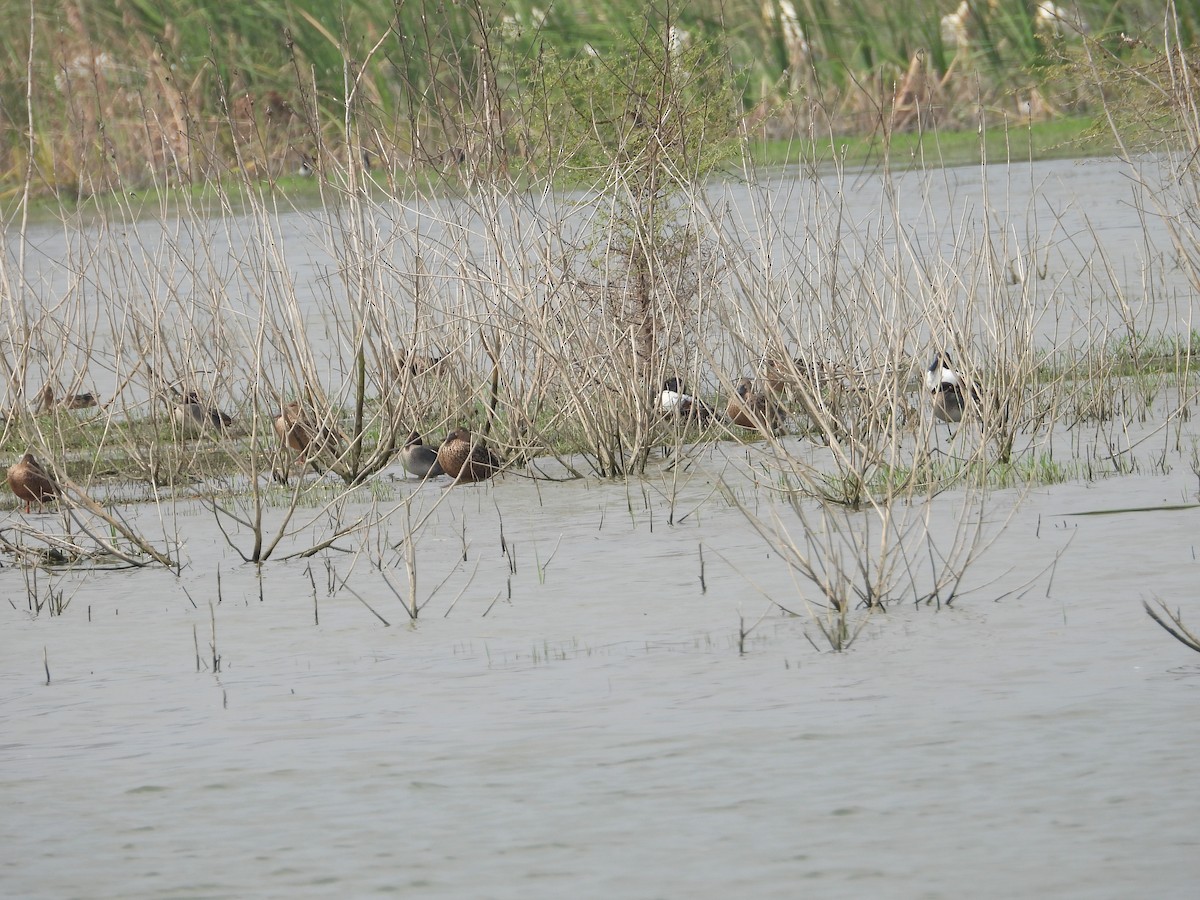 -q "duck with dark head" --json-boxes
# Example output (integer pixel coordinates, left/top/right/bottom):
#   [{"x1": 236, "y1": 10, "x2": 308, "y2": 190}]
[
  {"x1": 173, "y1": 390, "x2": 234, "y2": 435},
  {"x1": 660, "y1": 378, "x2": 713, "y2": 424},
  {"x1": 925, "y1": 351, "x2": 980, "y2": 424},
  {"x1": 400, "y1": 432, "x2": 444, "y2": 479}
]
